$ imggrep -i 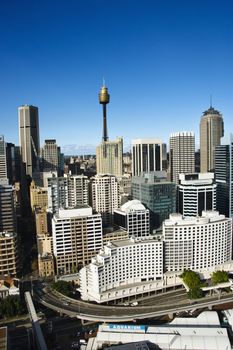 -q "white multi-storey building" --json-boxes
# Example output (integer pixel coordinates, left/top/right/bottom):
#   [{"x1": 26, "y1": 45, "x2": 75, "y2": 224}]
[
  {"x1": 80, "y1": 236, "x2": 163, "y2": 303},
  {"x1": 164, "y1": 211, "x2": 232, "y2": 272},
  {"x1": 67, "y1": 175, "x2": 89, "y2": 208},
  {"x1": 178, "y1": 173, "x2": 217, "y2": 217},
  {"x1": 47, "y1": 176, "x2": 68, "y2": 213},
  {"x1": 91, "y1": 174, "x2": 120, "y2": 226},
  {"x1": 96, "y1": 137, "x2": 123, "y2": 176},
  {"x1": 114, "y1": 200, "x2": 150, "y2": 238},
  {"x1": 169, "y1": 132, "x2": 195, "y2": 184},
  {"x1": 52, "y1": 207, "x2": 103, "y2": 275},
  {"x1": 131, "y1": 138, "x2": 162, "y2": 177}
]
